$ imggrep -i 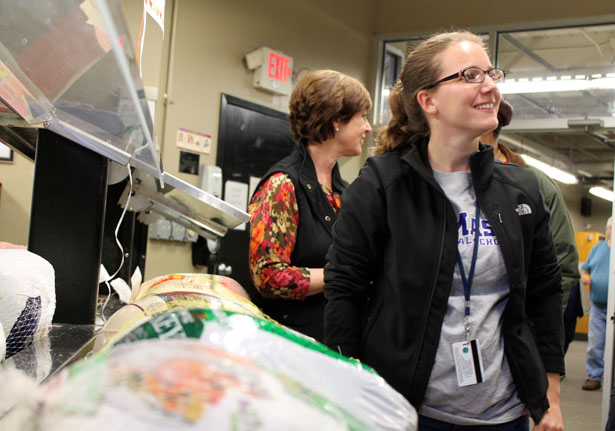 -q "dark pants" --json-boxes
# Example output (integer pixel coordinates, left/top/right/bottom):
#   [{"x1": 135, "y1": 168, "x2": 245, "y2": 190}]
[
  {"x1": 418, "y1": 415, "x2": 529, "y2": 431},
  {"x1": 608, "y1": 387, "x2": 615, "y2": 431},
  {"x1": 563, "y1": 283, "x2": 583, "y2": 353}
]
